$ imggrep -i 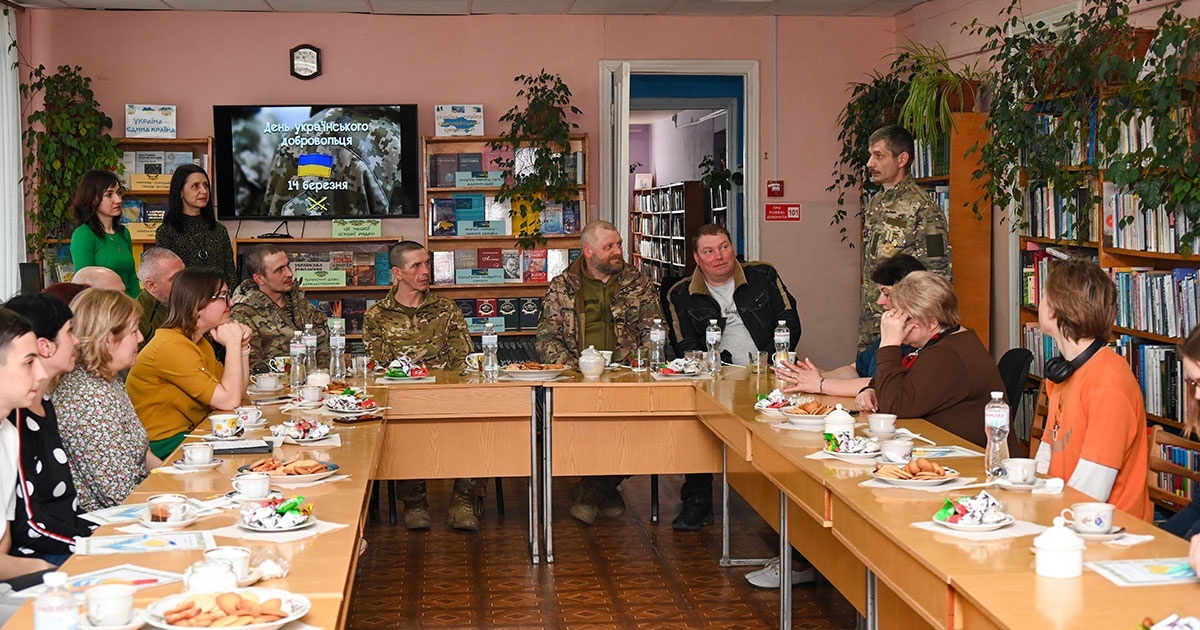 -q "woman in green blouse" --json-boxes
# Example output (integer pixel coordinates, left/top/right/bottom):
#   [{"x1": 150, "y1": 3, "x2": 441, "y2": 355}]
[
  {"x1": 155, "y1": 165, "x2": 239, "y2": 290},
  {"x1": 69, "y1": 170, "x2": 139, "y2": 298}
]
